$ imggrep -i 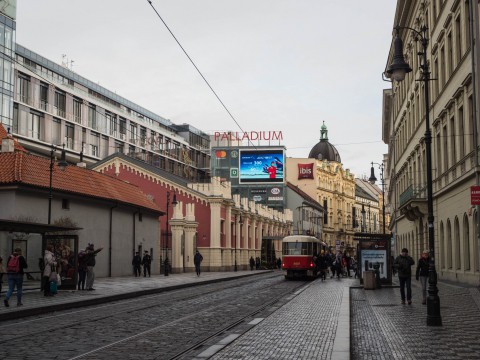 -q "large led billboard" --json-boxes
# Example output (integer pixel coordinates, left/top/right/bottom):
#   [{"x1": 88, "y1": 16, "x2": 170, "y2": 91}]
[{"x1": 239, "y1": 149, "x2": 284, "y2": 183}]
